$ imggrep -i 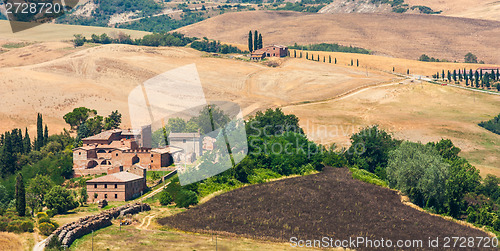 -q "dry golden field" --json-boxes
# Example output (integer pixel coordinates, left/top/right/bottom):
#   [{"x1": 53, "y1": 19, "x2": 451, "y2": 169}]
[{"x1": 176, "y1": 11, "x2": 500, "y2": 64}]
